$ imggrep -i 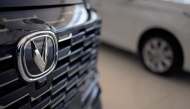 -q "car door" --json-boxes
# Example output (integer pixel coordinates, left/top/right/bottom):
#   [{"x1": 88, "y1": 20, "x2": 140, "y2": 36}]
[{"x1": 91, "y1": 0, "x2": 138, "y2": 51}]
